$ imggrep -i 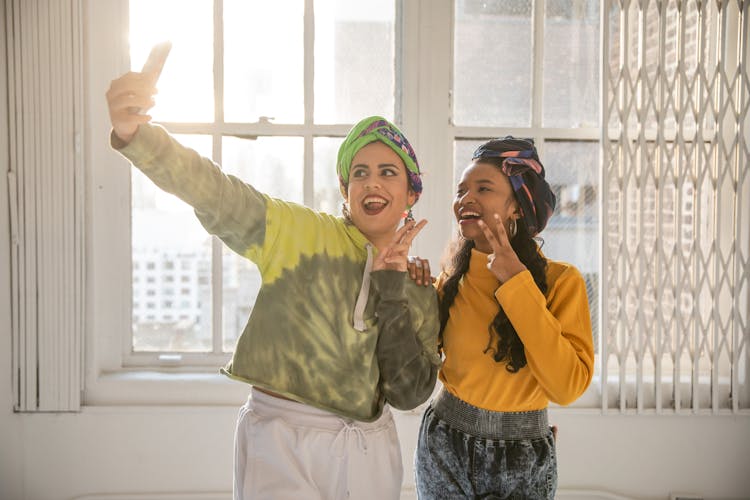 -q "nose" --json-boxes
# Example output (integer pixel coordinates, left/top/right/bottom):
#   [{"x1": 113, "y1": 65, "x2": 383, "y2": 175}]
[
  {"x1": 364, "y1": 177, "x2": 381, "y2": 190},
  {"x1": 457, "y1": 191, "x2": 474, "y2": 205}
]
